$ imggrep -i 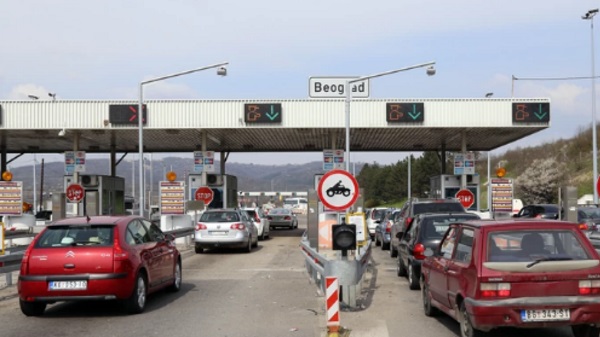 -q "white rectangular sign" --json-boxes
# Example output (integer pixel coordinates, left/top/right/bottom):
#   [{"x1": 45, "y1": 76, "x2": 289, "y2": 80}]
[{"x1": 309, "y1": 77, "x2": 370, "y2": 98}]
